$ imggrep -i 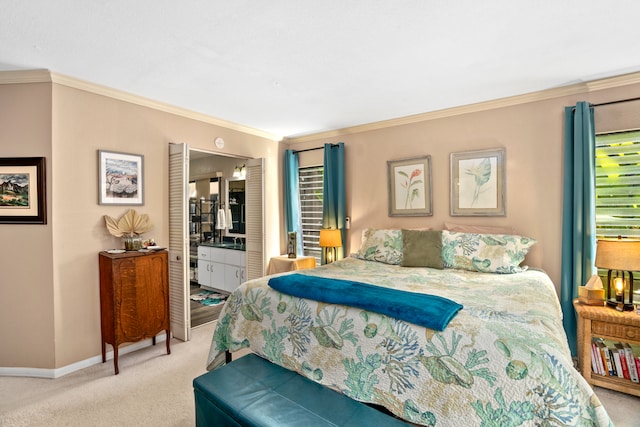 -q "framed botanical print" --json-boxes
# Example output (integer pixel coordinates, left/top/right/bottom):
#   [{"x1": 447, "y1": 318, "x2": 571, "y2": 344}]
[
  {"x1": 0, "y1": 157, "x2": 47, "y2": 224},
  {"x1": 387, "y1": 155, "x2": 433, "y2": 216},
  {"x1": 450, "y1": 148, "x2": 505, "y2": 216},
  {"x1": 98, "y1": 150, "x2": 144, "y2": 205}
]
